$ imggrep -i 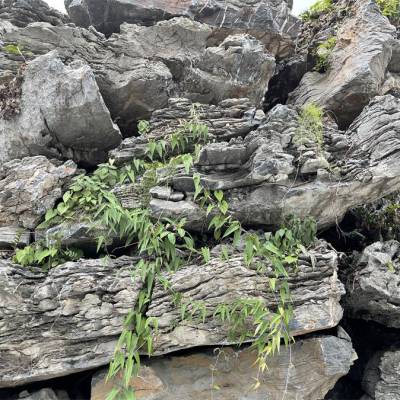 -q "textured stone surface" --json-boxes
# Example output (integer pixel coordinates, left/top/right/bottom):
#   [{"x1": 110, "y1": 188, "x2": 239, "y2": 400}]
[
  {"x1": 362, "y1": 350, "x2": 400, "y2": 400},
  {"x1": 92, "y1": 335, "x2": 356, "y2": 400},
  {"x1": 0, "y1": 51, "x2": 122, "y2": 166},
  {"x1": 150, "y1": 95, "x2": 400, "y2": 230},
  {"x1": 0, "y1": 156, "x2": 77, "y2": 230},
  {"x1": 0, "y1": 18, "x2": 275, "y2": 133},
  {"x1": 345, "y1": 240, "x2": 400, "y2": 328},
  {"x1": 288, "y1": 0, "x2": 396, "y2": 129},
  {"x1": 65, "y1": 0, "x2": 299, "y2": 57},
  {"x1": 0, "y1": 256, "x2": 142, "y2": 387},
  {"x1": 0, "y1": 241, "x2": 343, "y2": 387},
  {"x1": 148, "y1": 241, "x2": 344, "y2": 354},
  {"x1": 0, "y1": 0, "x2": 68, "y2": 28}
]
